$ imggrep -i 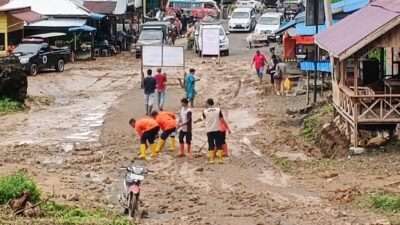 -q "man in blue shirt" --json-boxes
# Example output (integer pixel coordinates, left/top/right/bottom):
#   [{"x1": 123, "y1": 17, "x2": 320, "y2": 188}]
[{"x1": 185, "y1": 68, "x2": 199, "y2": 107}]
